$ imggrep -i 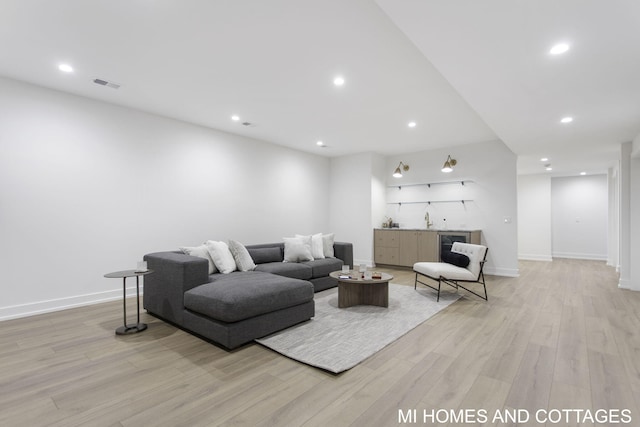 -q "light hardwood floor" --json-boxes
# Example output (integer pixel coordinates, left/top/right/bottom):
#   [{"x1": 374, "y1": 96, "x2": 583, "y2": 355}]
[{"x1": 1, "y1": 259, "x2": 639, "y2": 426}]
